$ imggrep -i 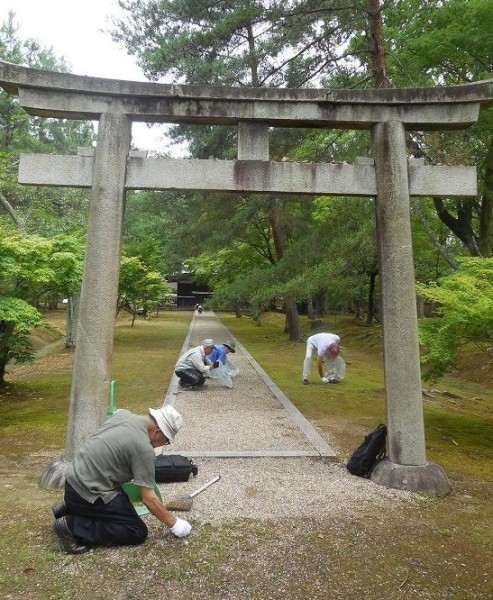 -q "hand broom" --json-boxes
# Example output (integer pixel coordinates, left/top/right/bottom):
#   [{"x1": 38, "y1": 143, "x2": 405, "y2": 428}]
[{"x1": 165, "y1": 475, "x2": 221, "y2": 511}]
